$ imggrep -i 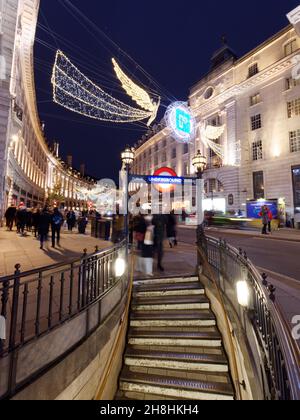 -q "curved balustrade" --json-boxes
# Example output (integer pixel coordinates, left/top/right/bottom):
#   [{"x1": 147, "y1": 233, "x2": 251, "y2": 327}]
[
  {"x1": 201, "y1": 236, "x2": 300, "y2": 400},
  {"x1": 0, "y1": 240, "x2": 128, "y2": 399}
]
